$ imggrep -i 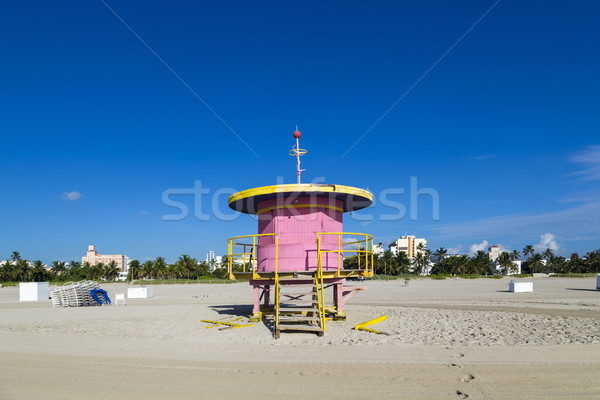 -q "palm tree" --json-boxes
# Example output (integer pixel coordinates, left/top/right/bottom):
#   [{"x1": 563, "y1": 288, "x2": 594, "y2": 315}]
[
  {"x1": 510, "y1": 250, "x2": 520, "y2": 261},
  {"x1": 15, "y1": 259, "x2": 30, "y2": 281},
  {"x1": 90, "y1": 263, "x2": 104, "y2": 280},
  {"x1": 81, "y1": 261, "x2": 92, "y2": 279},
  {"x1": 51, "y1": 261, "x2": 67, "y2": 276},
  {"x1": 413, "y1": 252, "x2": 423, "y2": 275},
  {"x1": 423, "y1": 249, "x2": 433, "y2": 275},
  {"x1": 10, "y1": 251, "x2": 22, "y2": 262},
  {"x1": 10, "y1": 252, "x2": 26, "y2": 281},
  {"x1": 496, "y1": 252, "x2": 515, "y2": 275},
  {"x1": 394, "y1": 251, "x2": 411, "y2": 275},
  {"x1": 447, "y1": 255, "x2": 469, "y2": 275},
  {"x1": 177, "y1": 254, "x2": 197, "y2": 279},
  {"x1": 31, "y1": 260, "x2": 47, "y2": 282},
  {"x1": 141, "y1": 260, "x2": 154, "y2": 279},
  {"x1": 128, "y1": 260, "x2": 140, "y2": 281},
  {"x1": 104, "y1": 260, "x2": 119, "y2": 280},
  {"x1": 568, "y1": 253, "x2": 581, "y2": 273},
  {"x1": 153, "y1": 257, "x2": 167, "y2": 279},
  {"x1": 542, "y1": 249, "x2": 555, "y2": 272},
  {"x1": 583, "y1": 251, "x2": 599, "y2": 273},
  {"x1": 434, "y1": 247, "x2": 448, "y2": 274},
  {"x1": 69, "y1": 260, "x2": 81, "y2": 270},
  {"x1": 0, "y1": 260, "x2": 13, "y2": 282},
  {"x1": 382, "y1": 250, "x2": 395, "y2": 276},
  {"x1": 469, "y1": 250, "x2": 492, "y2": 275},
  {"x1": 522, "y1": 245, "x2": 534, "y2": 259},
  {"x1": 528, "y1": 253, "x2": 544, "y2": 273}
]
